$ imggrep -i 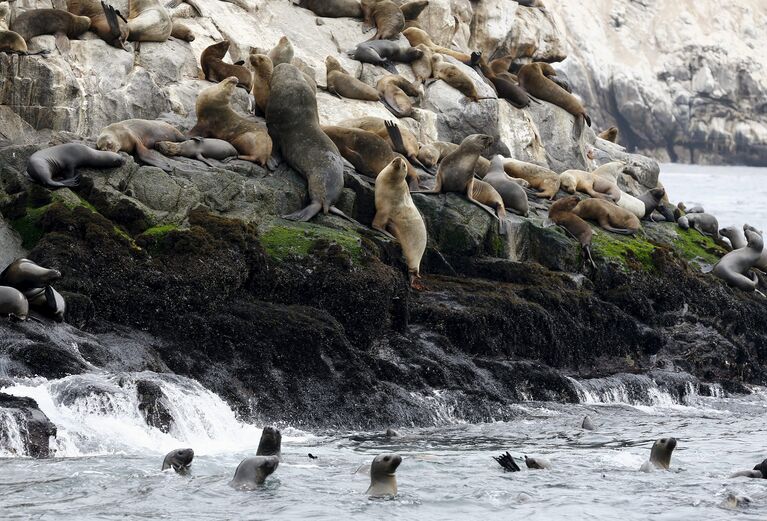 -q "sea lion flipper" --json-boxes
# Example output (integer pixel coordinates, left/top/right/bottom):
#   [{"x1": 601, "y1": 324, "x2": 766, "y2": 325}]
[
  {"x1": 54, "y1": 33, "x2": 70, "y2": 55},
  {"x1": 44, "y1": 286, "x2": 57, "y2": 311},
  {"x1": 384, "y1": 120, "x2": 407, "y2": 156},
  {"x1": 381, "y1": 61, "x2": 398, "y2": 74},
  {"x1": 135, "y1": 143, "x2": 172, "y2": 172},
  {"x1": 493, "y1": 451, "x2": 521, "y2": 472},
  {"x1": 195, "y1": 153, "x2": 217, "y2": 168},
  {"x1": 328, "y1": 206, "x2": 358, "y2": 224},
  {"x1": 233, "y1": 60, "x2": 245, "y2": 66},
  {"x1": 164, "y1": 0, "x2": 183, "y2": 7},
  {"x1": 283, "y1": 202, "x2": 322, "y2": 222},
  {"x1": 380, "y1": 96, "x2": 406, "y2": 118},
  {"x1": 603, "y1": 226, "x2": 634, "y2": 236}
]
